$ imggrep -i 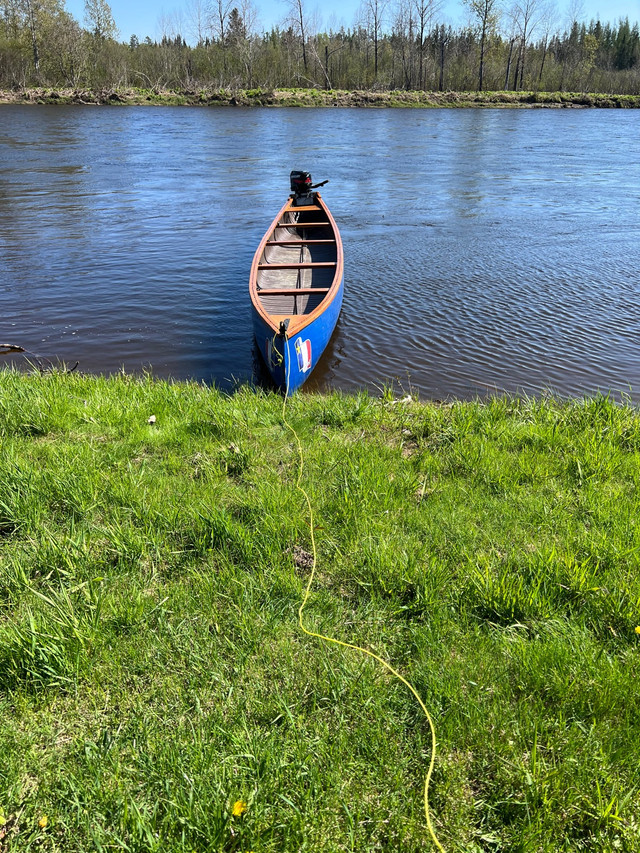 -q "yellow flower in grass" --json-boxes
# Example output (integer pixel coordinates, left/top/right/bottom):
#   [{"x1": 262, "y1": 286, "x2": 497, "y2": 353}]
[
  {"x1": 232, "y1": 800, "x2": 247, "y2": 817},
  {"x1": 635, "y1": 626, "x2": 640, "y2": 635},
  {"x1": 38, "y1": 815, "x2": 49, "y2": 829}
]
